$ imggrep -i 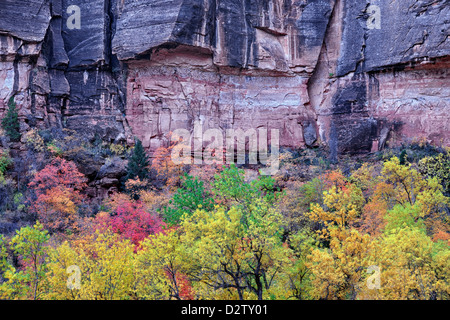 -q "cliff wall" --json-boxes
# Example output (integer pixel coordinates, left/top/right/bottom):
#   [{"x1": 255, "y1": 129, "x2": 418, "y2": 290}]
[{"x1": 0, "y1": 0, "x2": 449, "y2": 169}]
